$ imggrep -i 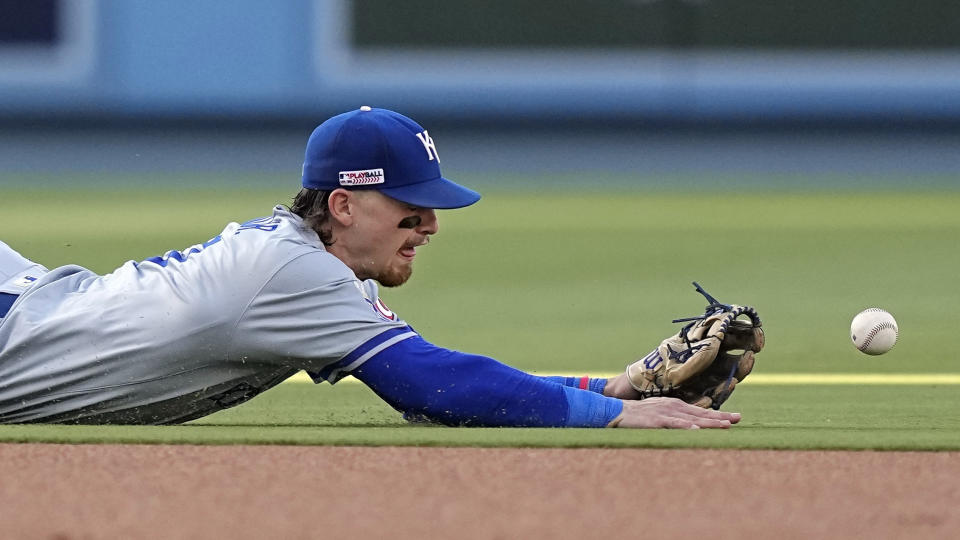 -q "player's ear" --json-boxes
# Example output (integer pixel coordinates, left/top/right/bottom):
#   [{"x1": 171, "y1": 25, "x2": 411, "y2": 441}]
[{"x1": 327, "y1": 189, "x2": 355, "y2": 226}]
